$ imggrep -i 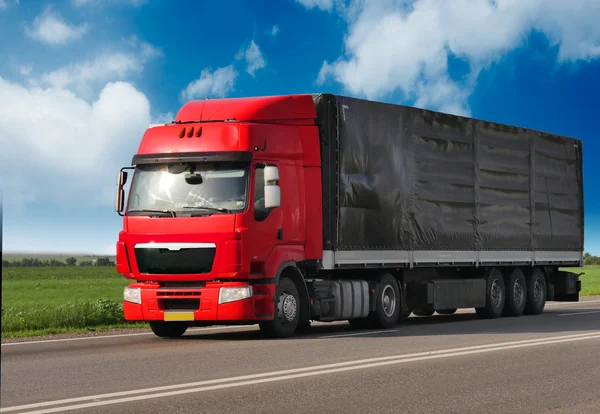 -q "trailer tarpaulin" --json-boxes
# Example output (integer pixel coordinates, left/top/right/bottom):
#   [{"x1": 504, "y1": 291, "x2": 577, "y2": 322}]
[{"x1": 313, "y1": 94, "x2": 584, "y2": 253}]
